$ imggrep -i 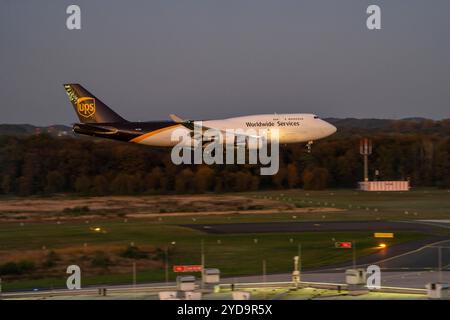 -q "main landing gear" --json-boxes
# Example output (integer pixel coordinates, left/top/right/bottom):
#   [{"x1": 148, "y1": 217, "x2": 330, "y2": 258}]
[{"x1": 306, "y1": 140, "x2": 314, "y2": 153}]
